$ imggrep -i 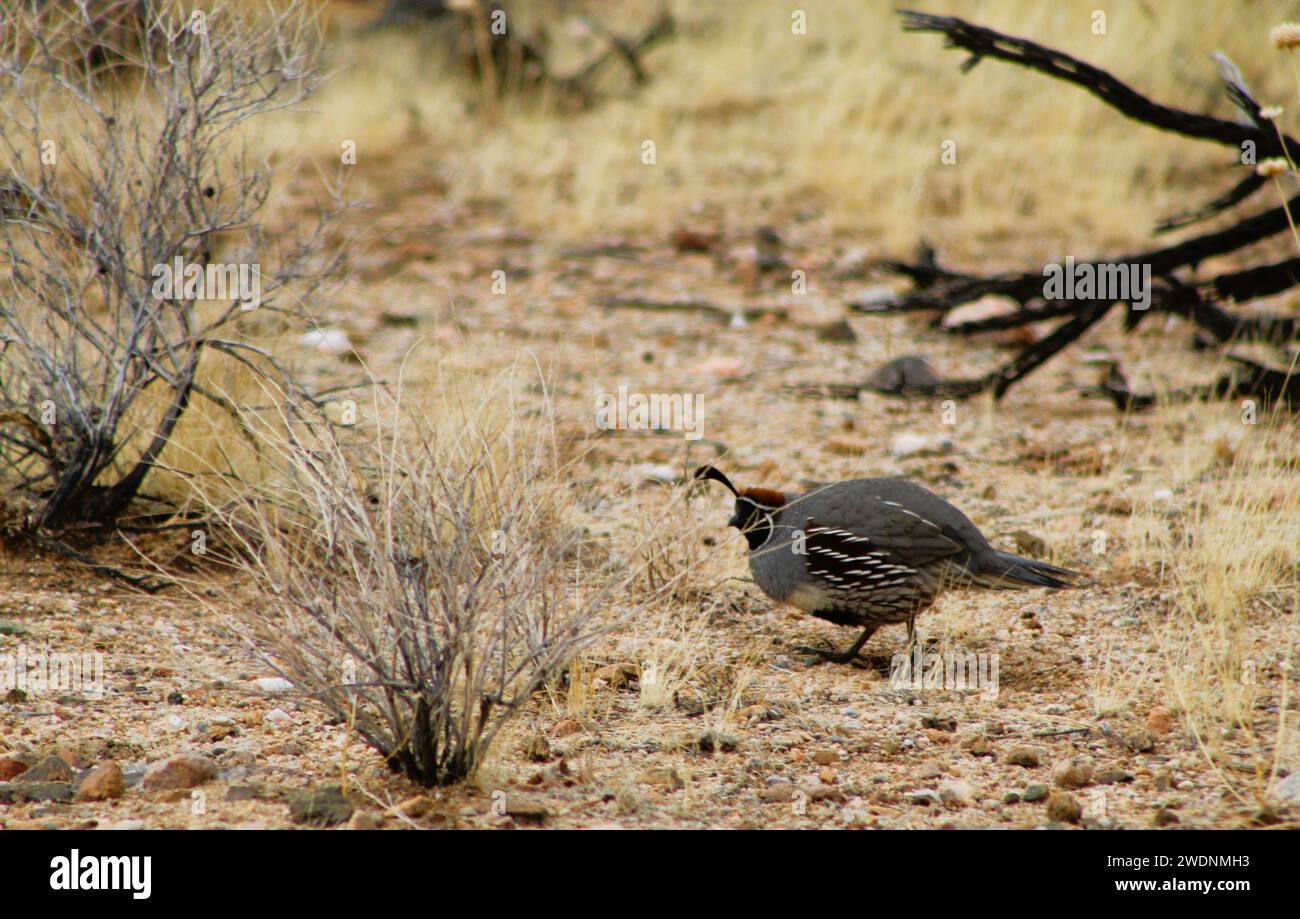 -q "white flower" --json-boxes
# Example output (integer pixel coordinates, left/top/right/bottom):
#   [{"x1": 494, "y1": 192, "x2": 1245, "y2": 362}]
[{"x1": 1257, "y1": 157, "x2": 1289, "y2": 178}]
